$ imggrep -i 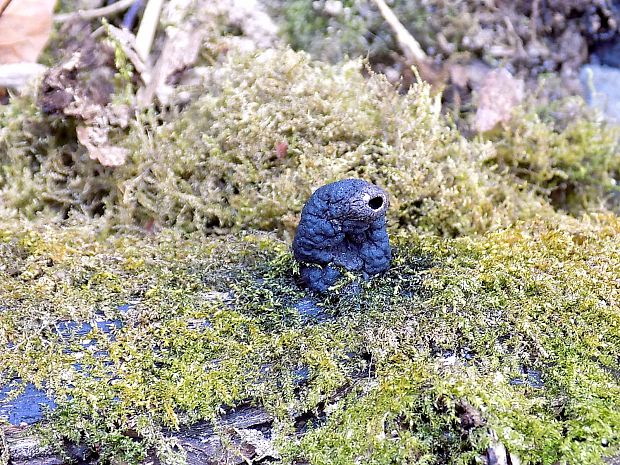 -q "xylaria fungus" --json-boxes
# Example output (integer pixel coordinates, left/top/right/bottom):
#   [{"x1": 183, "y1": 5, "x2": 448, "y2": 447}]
[{"x1": 292, "y1": 179, "x2": 391, "y2": 292}]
